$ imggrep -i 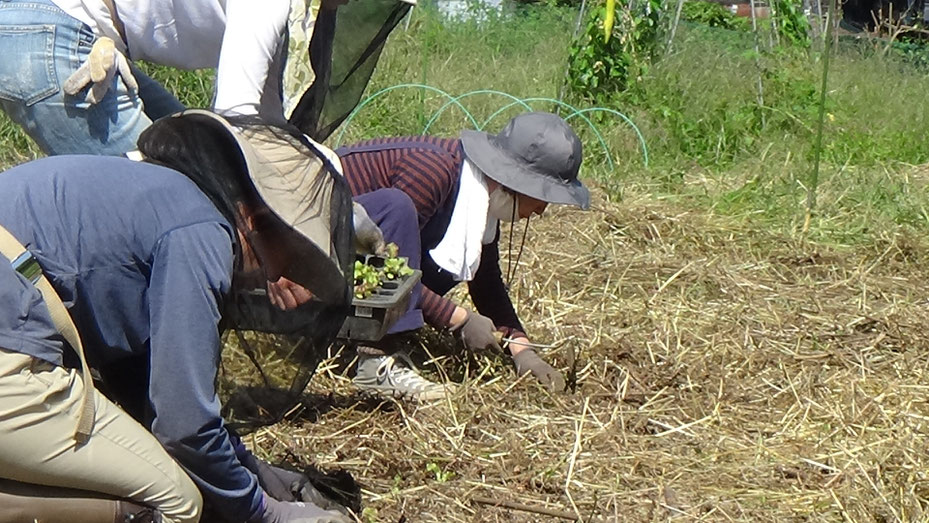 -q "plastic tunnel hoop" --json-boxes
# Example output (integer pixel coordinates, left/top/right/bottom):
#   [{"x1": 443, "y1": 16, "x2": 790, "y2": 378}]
[
  {"x1": 481, "y1": 99, "x2": 610, "y2": 169},
  {"x1": 569, "y1": 106, "x2": 649, "y2": 168},
  {"x1": 334, "y1": 84, "x2": 649, "y2": 170},
  {"x1": 334, "y1": 83, "x2": 480, "y2": 146},
  {"x1": 480, "y1": 98, "x2": 649, "y2": 169},
  {"x1": 421, "y1": 90, "x2": 532, "y2": 133}
]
